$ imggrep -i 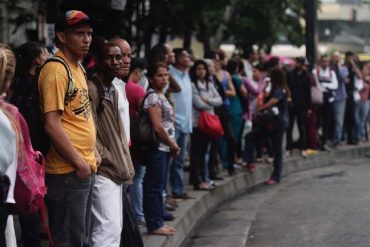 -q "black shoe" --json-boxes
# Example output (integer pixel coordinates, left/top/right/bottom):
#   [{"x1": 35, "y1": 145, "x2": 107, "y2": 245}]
[
  {"x1": 210, "y1": 176, "x2": 224, "y2": 181},
  {"x1": 172, "y1": 193, "x2": 196, "y2": 200}
]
